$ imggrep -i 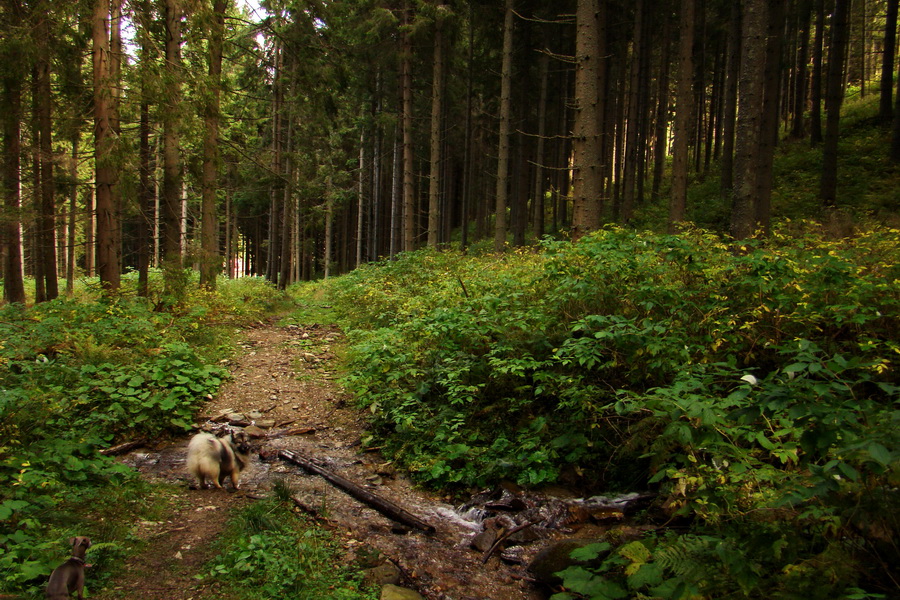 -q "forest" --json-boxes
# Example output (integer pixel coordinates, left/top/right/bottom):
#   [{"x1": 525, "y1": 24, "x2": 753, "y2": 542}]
[{"x1": 1, "y1": 0, "x2": 899, "y2": 599}]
